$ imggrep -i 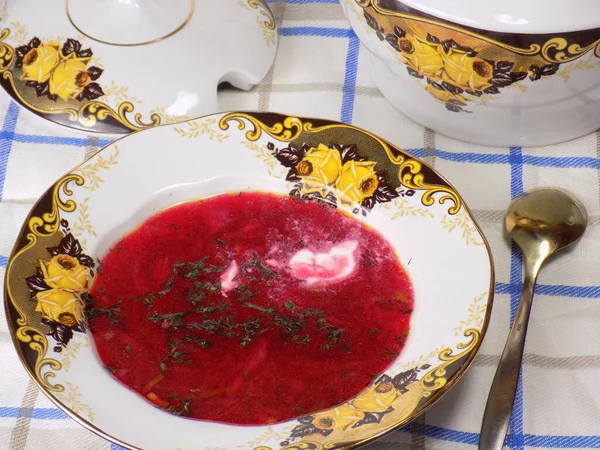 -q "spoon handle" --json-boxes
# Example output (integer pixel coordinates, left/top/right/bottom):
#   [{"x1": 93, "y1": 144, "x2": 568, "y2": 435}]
[{"x1": 479, "y1": 260, "x2": 539, "y2": 450}]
